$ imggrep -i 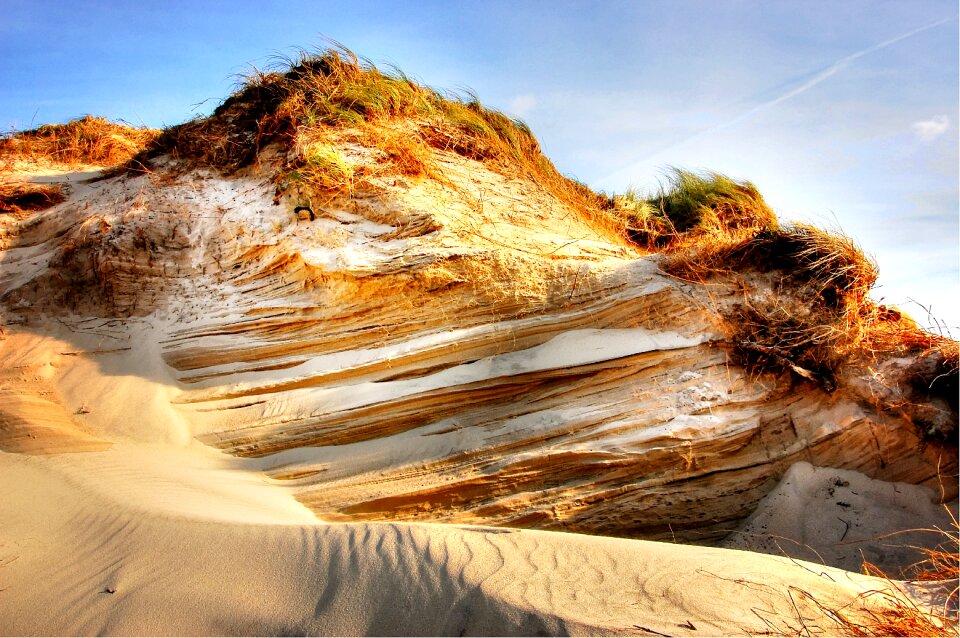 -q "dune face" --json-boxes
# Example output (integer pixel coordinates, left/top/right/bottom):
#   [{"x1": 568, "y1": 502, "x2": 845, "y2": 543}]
[
  {"x1": 1, "y1": 52, "x2": 956, "y2": 635},
  {"x1": 3, "y1": 135, "x2": 952, "y2": 542}
]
